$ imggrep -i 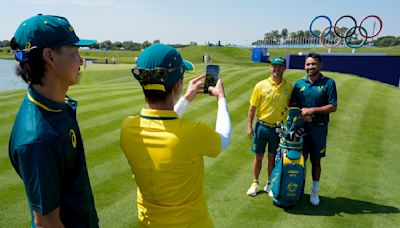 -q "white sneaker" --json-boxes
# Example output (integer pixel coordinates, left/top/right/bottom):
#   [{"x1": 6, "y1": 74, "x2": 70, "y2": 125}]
[
  {"x1": 310, "y1": 191, "x2": 320, "y2": 206},
  {"x1": 264, "y1": 183, "x2": 273, "y2": 197},
  {"x1": 246, "y1": 182, "x2": 260, "y2": 196}
]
